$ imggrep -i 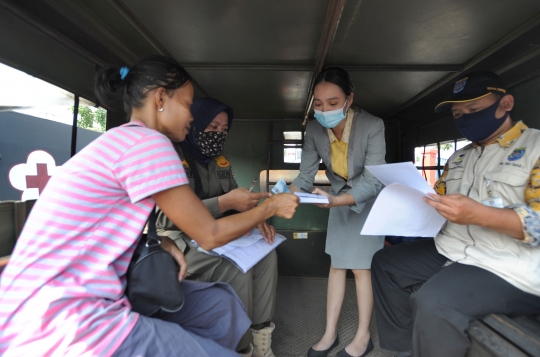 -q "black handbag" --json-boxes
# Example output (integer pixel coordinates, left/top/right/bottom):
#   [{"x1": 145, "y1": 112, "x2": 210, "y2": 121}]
[{"x1": 126, "y1": 207, "x2": 184, "y2": 316}]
